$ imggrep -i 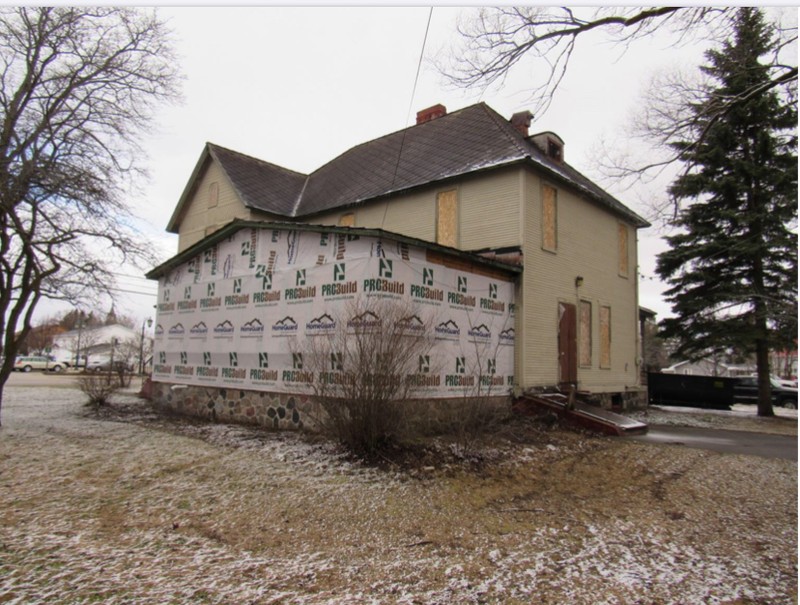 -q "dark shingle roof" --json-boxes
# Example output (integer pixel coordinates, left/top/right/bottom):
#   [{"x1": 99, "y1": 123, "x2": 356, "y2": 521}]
[
  {"x1": 171, "y1": 102, "x2": 648, "y2": 231},
  {"x1": 299, "y1": 104, "x2": 530, "y2": 215},
  {"x1": 208, "y1": 144, "x2": 306, "y2": 217}
]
